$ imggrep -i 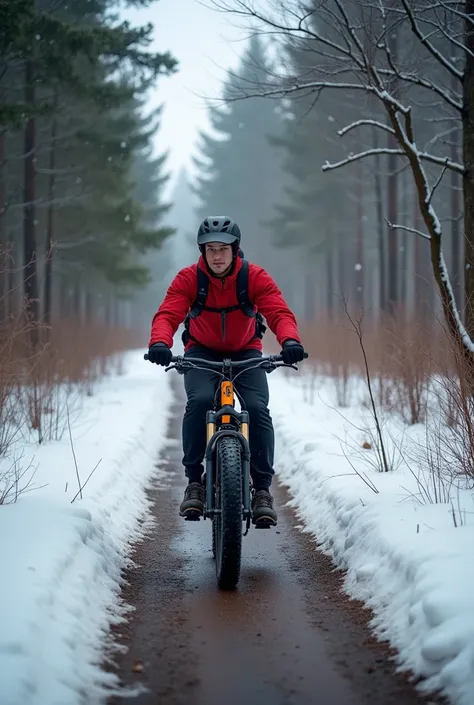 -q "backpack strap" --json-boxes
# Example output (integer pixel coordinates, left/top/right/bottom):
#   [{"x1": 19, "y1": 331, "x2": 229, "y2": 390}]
[
  {"x1": 236, "y1": 260, "x2": 256, "y2": 318},
  {"x1": 189, "y1": 265, "x2": 209, "y2": 319},
  {"x1": 237, "y1": 260, "x2": 267, "y2": 340},
  {"x1": 182, "y1": 266, "x2": 208, "y2": 346}
]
